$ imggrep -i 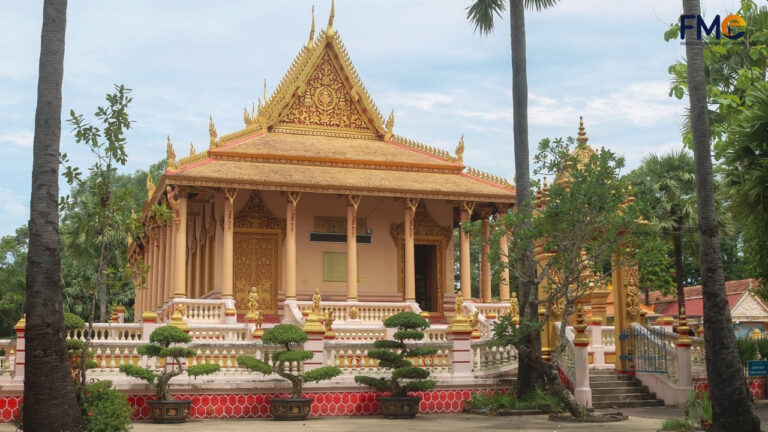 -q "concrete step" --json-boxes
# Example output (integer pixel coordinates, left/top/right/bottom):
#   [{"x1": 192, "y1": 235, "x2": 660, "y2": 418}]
[
  {"x1": 592, "y1": 399, "x2": 665, "y2": 409},
  {"x1": 592, "y1": 392, "x2": 660, "y2": 403},
  {"x1": 589, "y1": 380, "x2": 644, "y2": 389},
  {"x1": 589, "y1": 374, "x2": 634, "y2": 382},
  {"x1": 591, "y1": 386, "x2": 649, "y2": 396}
]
